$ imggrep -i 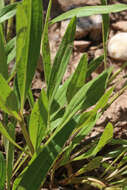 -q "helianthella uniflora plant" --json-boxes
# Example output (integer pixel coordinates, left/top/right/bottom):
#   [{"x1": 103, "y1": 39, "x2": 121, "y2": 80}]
[{"x1": 0, "y1": 0, "x2": 127, "y2": 189}]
